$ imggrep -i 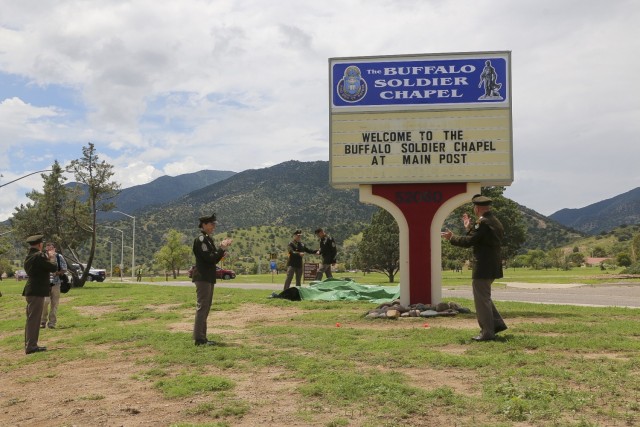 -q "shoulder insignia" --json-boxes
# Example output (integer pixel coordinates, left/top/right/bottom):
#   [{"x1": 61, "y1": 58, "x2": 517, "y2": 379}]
[{"x1": 198, "y1": 235, "x2": 205, "y2": 242}]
